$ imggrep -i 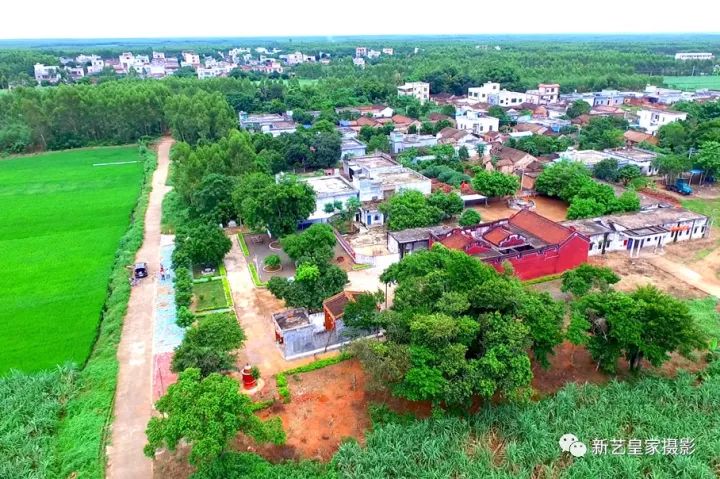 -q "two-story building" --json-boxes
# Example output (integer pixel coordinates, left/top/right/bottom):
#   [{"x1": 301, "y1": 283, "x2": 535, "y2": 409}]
[
  {"x1": 341, "y1": 138, "x2": 367, "y2": 158},
  {"x1": 455, "y1": 110, "x2": 500, "y2": 135},
  {"x1": 636, "y1": 108, "x2": 687, "y2": 135},
  {"x1": 299, "y1": 175, "x2": 359, "y2": 225},
  {"x1": 33, "y1": 64, "x2": 61, "y2": 84},
  {"x1": 239, "y1": 112, "x2": 297, "y2": 137},
  {"x1": 397, "y1": 82, "x2": 430, "y2": 103},
  {"x1": 389, "y1": 131, "x2": 438, "y2": 154},
  {"x1": 525, "y1": 83, "x2": 561, "y2": 104}
]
